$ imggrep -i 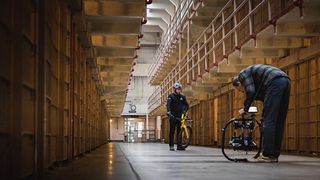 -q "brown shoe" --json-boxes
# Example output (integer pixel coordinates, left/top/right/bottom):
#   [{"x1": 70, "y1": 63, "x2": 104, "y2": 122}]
[{"x1": 255, "y1": 155, "x2": 278, "y2": 163}]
